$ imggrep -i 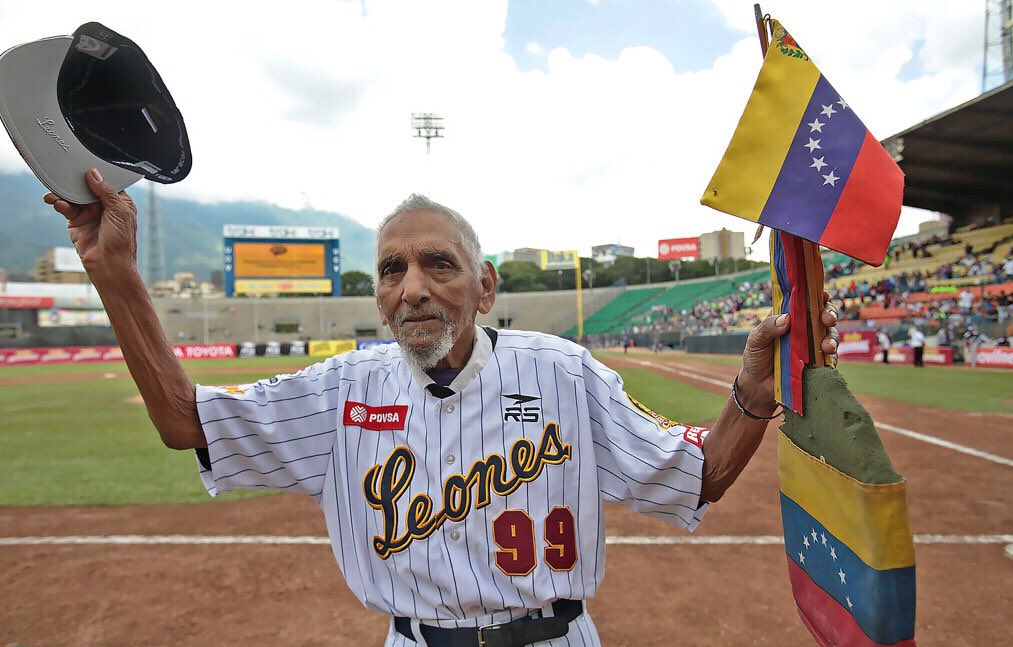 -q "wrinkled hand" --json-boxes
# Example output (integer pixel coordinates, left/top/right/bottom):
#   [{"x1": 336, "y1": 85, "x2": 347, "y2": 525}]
[
  {"x1": 737, "y1": 292, "x2": 840, "y2": 416},
  {"x1": 43, "y1": 169, "x2": 138, "y2": 281}
]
